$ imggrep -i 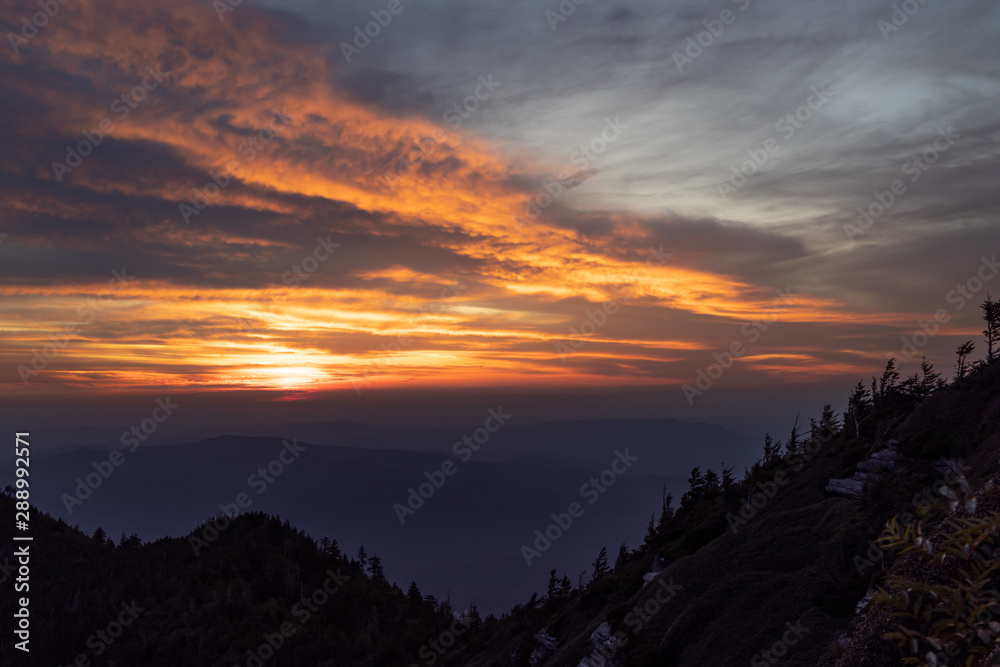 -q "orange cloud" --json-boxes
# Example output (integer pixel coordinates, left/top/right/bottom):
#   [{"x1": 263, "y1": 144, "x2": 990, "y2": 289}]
[{"x1": 0, "y1": 0, "x2": 904, "y2": 397}]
